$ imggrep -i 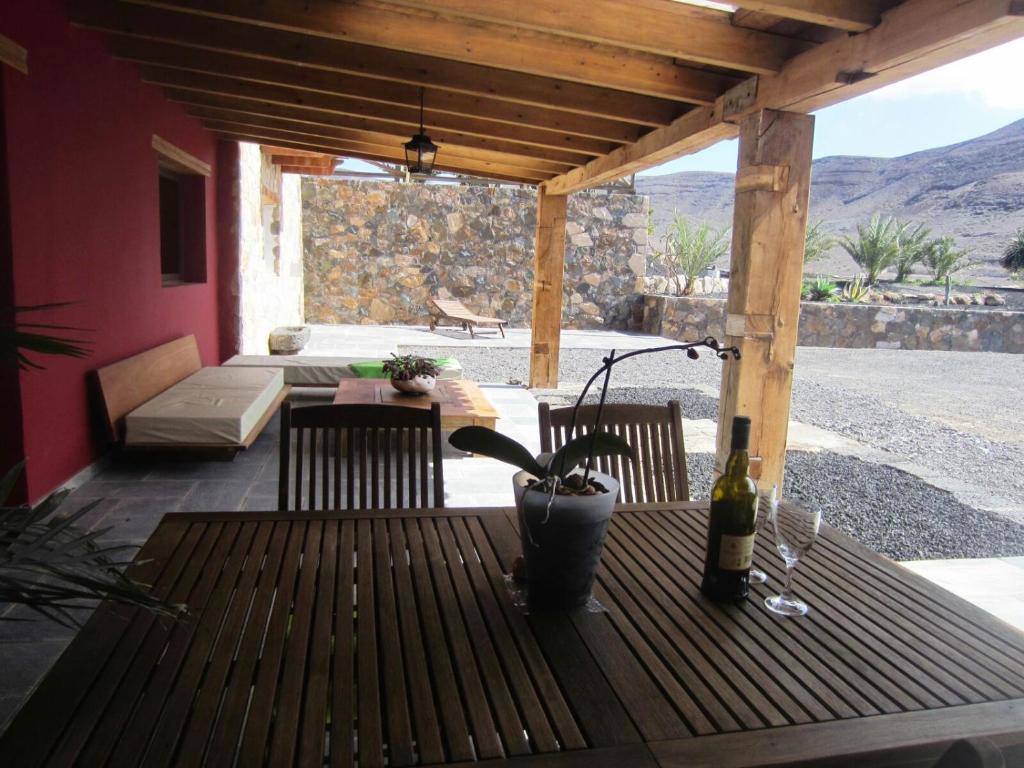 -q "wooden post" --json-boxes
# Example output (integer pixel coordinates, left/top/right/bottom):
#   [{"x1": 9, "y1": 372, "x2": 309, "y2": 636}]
[
  {"x1": 529, "y1": 185, "x2": 568, "y2": 388},
  {"x1": 716, "y1": 109, "x2": 814, "y2": 493}
]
